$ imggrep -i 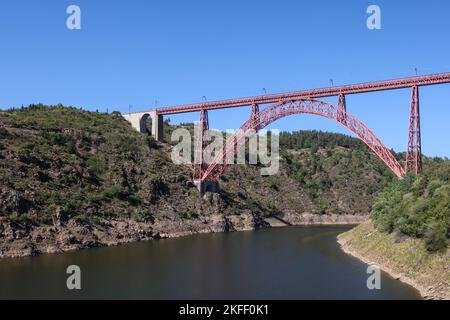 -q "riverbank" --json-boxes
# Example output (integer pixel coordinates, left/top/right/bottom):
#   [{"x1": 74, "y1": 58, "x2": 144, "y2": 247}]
[
  {"x1": 0, "y1": 213, "x2": 366, "y2": 259},
  {"x1": 337, "y1": 221, "x2": 450, "y2": 300}
]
